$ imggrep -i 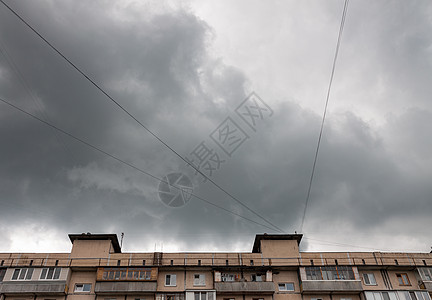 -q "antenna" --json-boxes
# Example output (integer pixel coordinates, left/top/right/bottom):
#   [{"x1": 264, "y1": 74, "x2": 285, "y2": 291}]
[{"x1": 120, "y1": 232, "x2": 124, "y2": 249}]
